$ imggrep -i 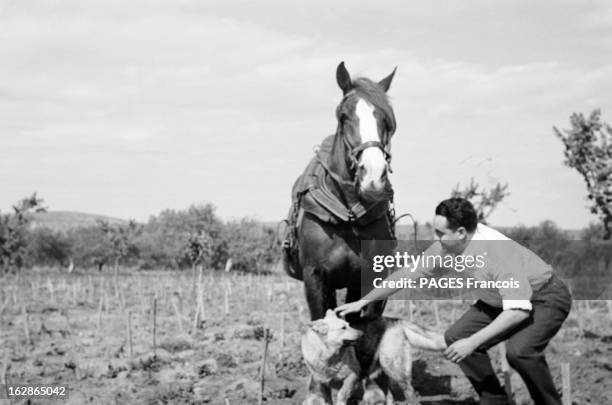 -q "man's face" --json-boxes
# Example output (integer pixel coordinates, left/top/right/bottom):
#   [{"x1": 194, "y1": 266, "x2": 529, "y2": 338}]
[{"x1": 433, "y1": 215, "x2": 468, "y2": 255}]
